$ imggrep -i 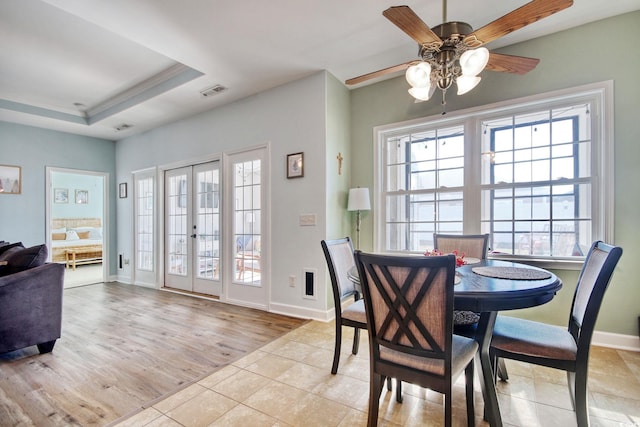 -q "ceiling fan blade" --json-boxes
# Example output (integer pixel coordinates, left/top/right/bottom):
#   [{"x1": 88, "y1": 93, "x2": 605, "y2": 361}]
[
  {"x1": 485, "y1": 52, "x2": 540, "y2": 75},
  {"x1": 345, "y1": 61, "x2": 416, "y2": 86},
  {"x1": 383, "y1": 6, "x2": 443, "y2": 48},
  {"x1": 464, "y1": 0, "x2": 573, "y2": 47}
]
